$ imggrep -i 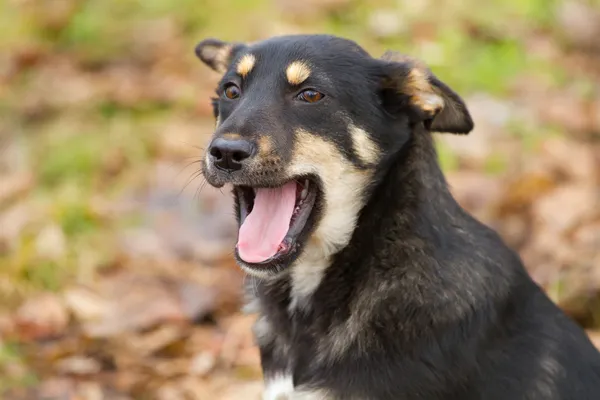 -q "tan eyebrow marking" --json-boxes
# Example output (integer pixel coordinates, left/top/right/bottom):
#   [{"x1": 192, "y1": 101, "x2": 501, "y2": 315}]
[
  {"x1": 236, "y1": 54, "x2": 256, "y2": 78},
  {"x1": 286, "y1": 61, "x2": 311, "y2": 85}
]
